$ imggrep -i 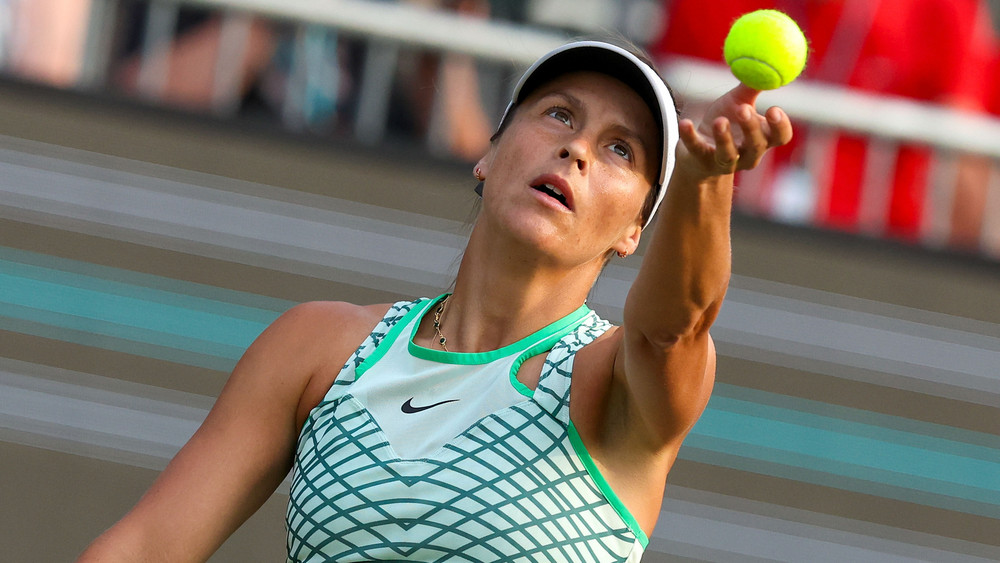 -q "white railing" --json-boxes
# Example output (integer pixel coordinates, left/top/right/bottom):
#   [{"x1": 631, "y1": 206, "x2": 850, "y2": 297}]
[
  {"x1": 176, "y1": 0, "x2": 566, "y2": 64},
  {"x1": 664, "y1": 58, "x2": 1000, "y2": 160}
]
